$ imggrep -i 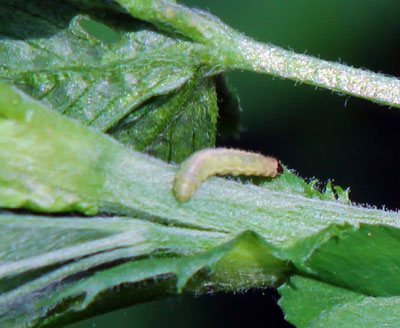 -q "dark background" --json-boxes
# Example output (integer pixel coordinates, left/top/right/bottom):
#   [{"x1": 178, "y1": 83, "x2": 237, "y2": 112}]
[{"x1": 68, "y1": 1, "x2": 400, "y2": 327}]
